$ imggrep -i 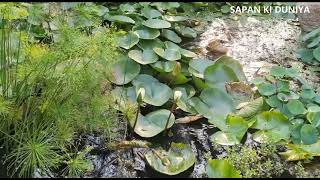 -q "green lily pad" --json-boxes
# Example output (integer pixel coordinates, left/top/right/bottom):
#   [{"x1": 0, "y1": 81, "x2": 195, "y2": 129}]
[
  {"x1": 153, "y1": 47, "x2": 181, "y2": 61},
  {"x1": 192, "y1": 76, "x2": 209, "y2": 91},
  {"x1": 266, "y1": 95, "x2": 283, "y2": 108},
  {"x1": 109, "y1": 57, "x2": 140, "y2": 85},
  {"x1": 300, "y1": 124, "x2": 319, "y2": 145},
  {"x1": 173, "y1": 87, "x2": 197, "y2": 114},
  {"x1": 301, "y1": 88, "x2": 317, "y2": 100},
  {"x1": 142, "y1": 19, "x2": 171, "y2": 29},
  {"x1": 270, "y1": 66, "x2": 287, "y2": 78},
  {"x1": 286, "y1": 100, "x2": 306, "y2": 115},
  {"x1": 180, "y1": 49, "x2": 197, "y2": 58},
  {"x1": 130, "y1": 109, "x2": 175, "y2": 137},
  {"x1": 132, "y1": 74, "x2": 172, "y2": 106},
  {"x1": 302, "y1": 28, "x2": 320, "y2": 42},
  {"x1": 138, "y1": 39, "x2": 164, "y2": 50},
  {"x1": 134, "y1": 27, "x2": 160, "y2": 39},
  {"x1": 106, "y1": 15, "x2": 135, "y2": 24},
  {"x1": 207, "y1": 159, "x2": 241, "y2": 178},
  {"x1": 174, "y1": 25, "x2": 197, "y2": 38},
  {"x1": 162, "y1": 29, "x2": 182, "y2": 43},
  {"x1": 128, "y1": 49, "x2": 158, "y2": 65},
  {"x1": 257, "y1": 83, "x2": 277, "y2": 96},
  {"x1": 117, "y1": 32, "x2": 139, "y2": 50},
  {"x1": 141, "y1": 7, "x2": 162, "y2": 18},
  {"x1": 145, "y1": 142, "x2": 196, "y2": 175},
  {"x1": 251, "y1": 111, "x2": 291, "y2": 143},
  {"x1": 163, "y1": 15, "x2": 188, "y2": 22},
  {"x1": 150, "y1": 61, "x2": 176, "y2": 73},
  {"x1": 307, "y1": 111, "x2": 320, "y2": 128},
  {"x1": 277, "y1": 80, "x2": 290, "y2": 93},
  {"x1": 119, "y1": 3, "x2": 136, "y2": 13},
  {"x1": 308, "y1": 36, "x2": 320, "y2": 48},
  {"x1": 204, "y1": 64, "x2": 239, "y2": 86},
  {"x1": 188, "y1": 59, "x2": 215, "y2": 79},
  {"x1": 210, "y1": 115, "x2": 249, "y2": 145},
  {"x1": 236, "y1": 97, "x2": 265, "y2": 118},
  {"x1": 189, "y1": 88, "x2": 235, "y2": 126},
  {"x1": 313, "y1": 47, "x2": 320, "y2": 62},
  {"x1": 296, "y1": 48, "x2": 314, "y2": 63}
]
